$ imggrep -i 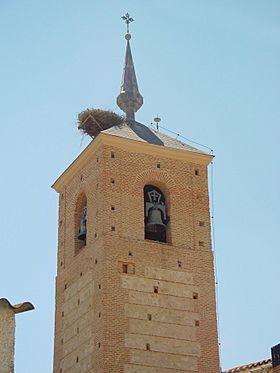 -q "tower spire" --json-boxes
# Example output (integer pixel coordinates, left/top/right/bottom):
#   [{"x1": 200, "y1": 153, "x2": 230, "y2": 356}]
[{"x1": 117, "y1": 13, "x2": 143, "y2": 121}]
